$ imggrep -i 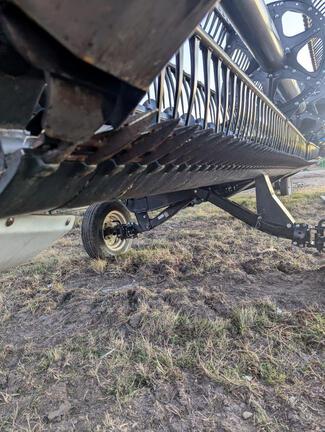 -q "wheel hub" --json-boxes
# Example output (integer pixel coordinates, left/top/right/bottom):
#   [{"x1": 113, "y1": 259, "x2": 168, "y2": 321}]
[{"x1": 102, "y1": 210, "x2": 128, "y2": 253}]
